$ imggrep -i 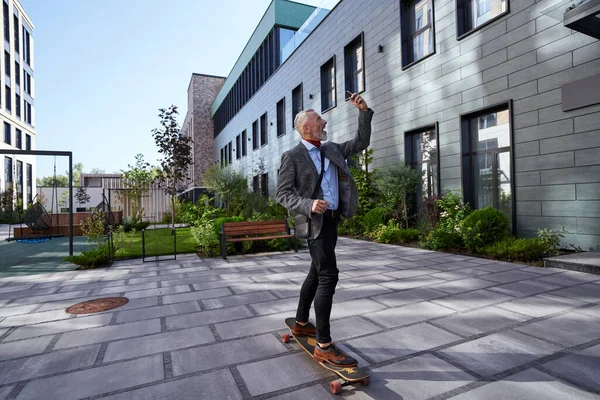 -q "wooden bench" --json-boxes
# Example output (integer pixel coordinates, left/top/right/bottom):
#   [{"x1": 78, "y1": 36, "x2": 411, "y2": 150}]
[{"x1": 220, "y1": 219, "x2": 297, "y2": 259}]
